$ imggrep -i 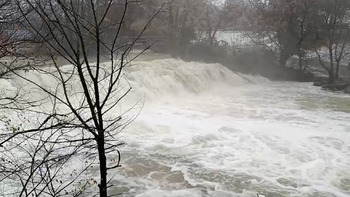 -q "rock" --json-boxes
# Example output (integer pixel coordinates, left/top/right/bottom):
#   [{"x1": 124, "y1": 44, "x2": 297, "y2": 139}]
[
  {"x1": 313, "y1": 77, "x2": 328, "y2": 86},
  {"x1": 322, "y1": 82, "x2": 348, "y2": 91},
  {"x1": 344, "y1": 86, "x2": 350, "y2": 94},
  {"x1": 313, "y1": 81, "x2": 324, "y2": 86}
]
